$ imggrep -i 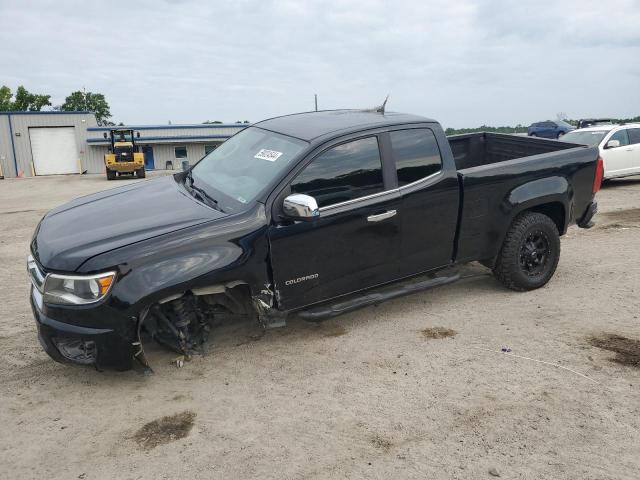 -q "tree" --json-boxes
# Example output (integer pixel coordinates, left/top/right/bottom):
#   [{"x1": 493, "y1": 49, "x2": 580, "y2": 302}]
[
  {"x1": 60, "y1": 90, "x2": 112, "y2": 125},
  {"x1": 0, "y1": 85, "x2": 51, "y2": 111},
  {"x1": 0, "y1": 86, "x2": 12, "y2": 110}
]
